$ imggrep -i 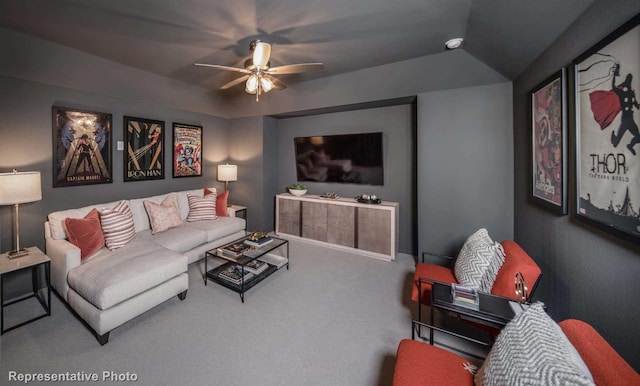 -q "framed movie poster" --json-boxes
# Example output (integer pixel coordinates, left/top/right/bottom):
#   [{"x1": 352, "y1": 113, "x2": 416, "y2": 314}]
[
  {"x1": 531, "y1": 69, "x2": 567, "y2": 214},
  {"x1": 52, "y1": 106, "x2": 112, "y2": 187},
  {"x1": 172, "y1": 123, "x2": 203, "y2": 178},
  {"x1": 574, "y1": 13, "x2": 640, "y2": 243},
  {"x1": 124, "y1": 116, "x2": 164, "y2": 182}
]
